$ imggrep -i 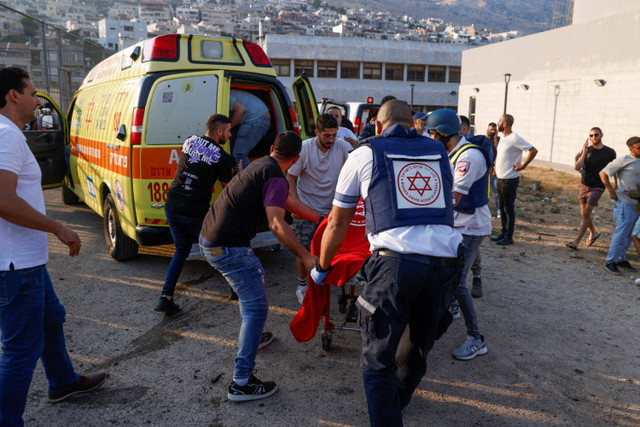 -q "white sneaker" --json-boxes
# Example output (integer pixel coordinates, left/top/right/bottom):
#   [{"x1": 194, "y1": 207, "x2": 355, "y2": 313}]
[
  {"x1": 296, "y1": 285, "x2": 308, "y2": 305},
  {"x1": 453, "y1": 335, "x2": 488, "y2": 360}
]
